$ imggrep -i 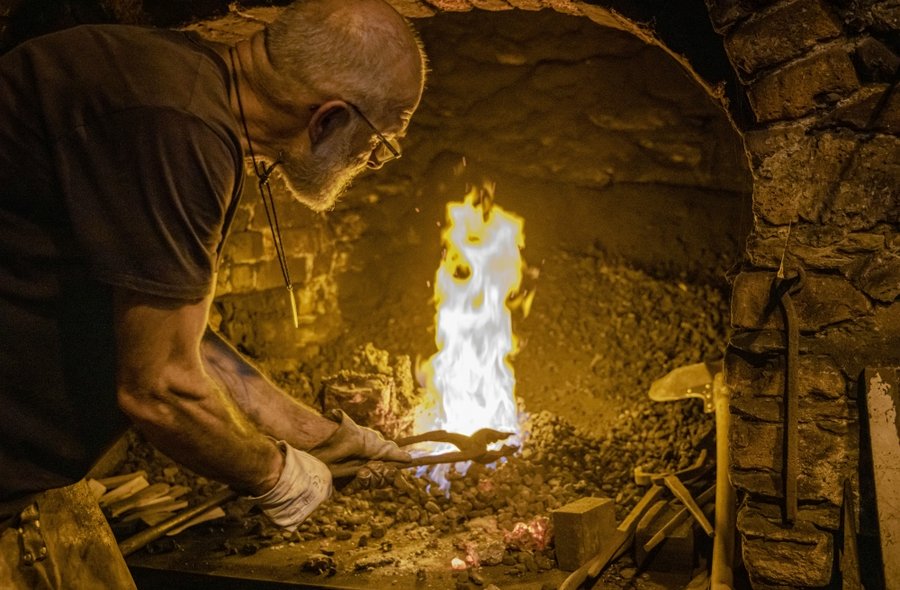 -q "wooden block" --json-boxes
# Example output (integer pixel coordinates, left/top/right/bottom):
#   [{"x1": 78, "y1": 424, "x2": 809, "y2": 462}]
[
  {"x1": 864, "y1": 368, "x2": 900, "y2": 590},
  {"x1": 552, "y1": 496, "x2": 616, "y2": 571}
]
